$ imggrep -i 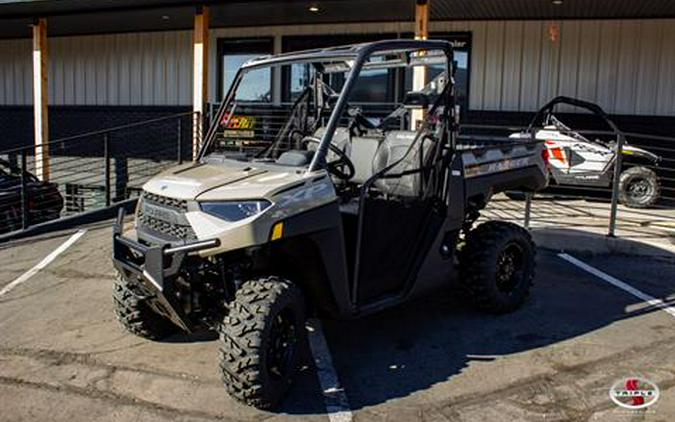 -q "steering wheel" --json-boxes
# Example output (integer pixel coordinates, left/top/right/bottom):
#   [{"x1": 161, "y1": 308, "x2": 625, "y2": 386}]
[{"x1": 301, "y1": 136, "x2": 355, "y2": 181}]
